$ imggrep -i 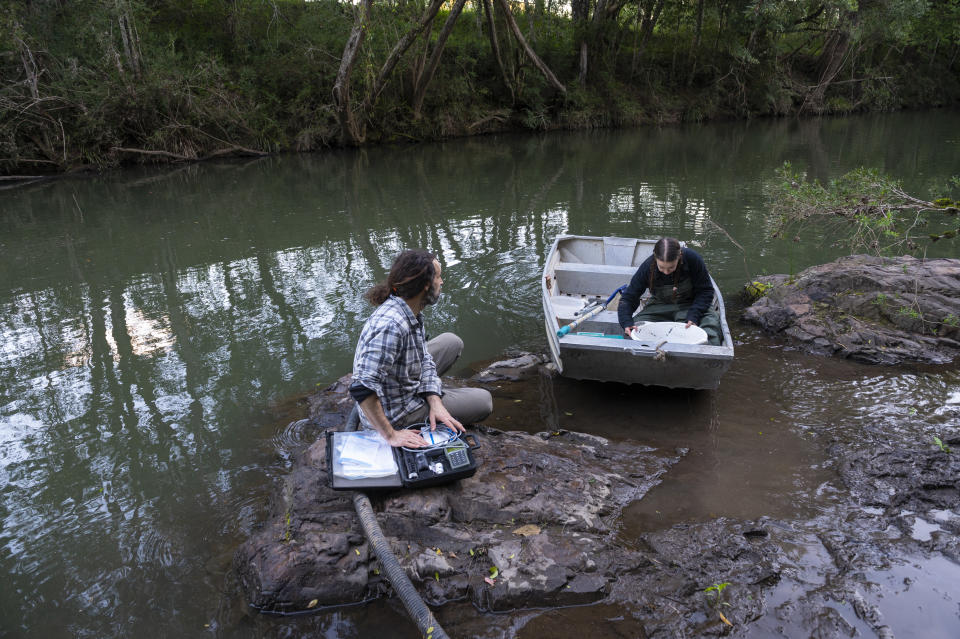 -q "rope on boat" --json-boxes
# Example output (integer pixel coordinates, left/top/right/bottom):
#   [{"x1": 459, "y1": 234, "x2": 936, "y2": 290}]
[{"x1": 653, "y1": 339, "x2": 668, "y2": 362}]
